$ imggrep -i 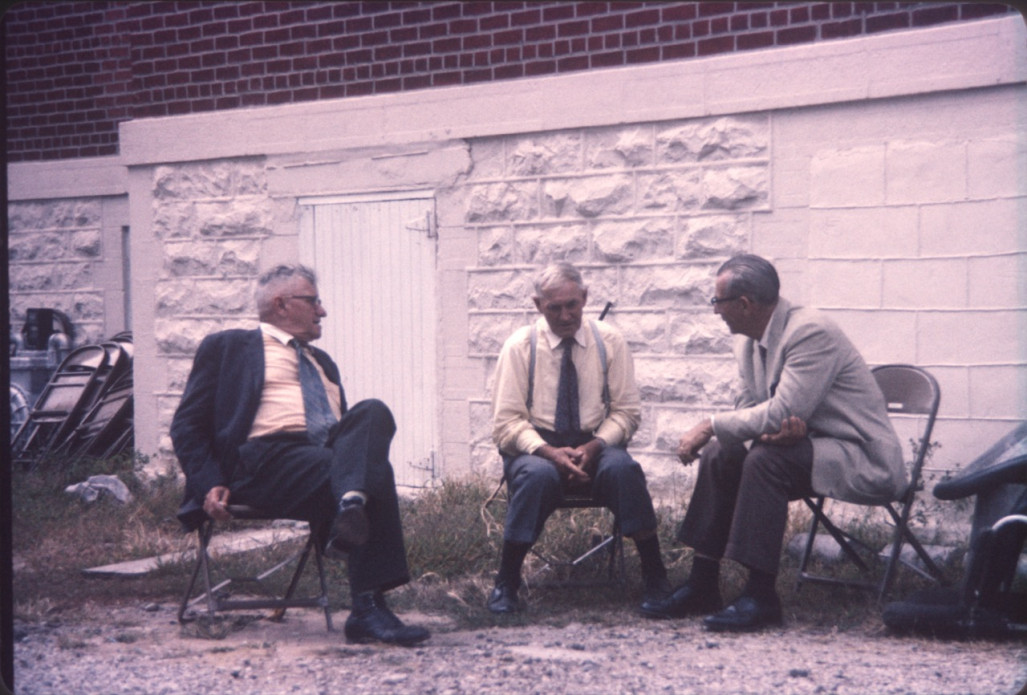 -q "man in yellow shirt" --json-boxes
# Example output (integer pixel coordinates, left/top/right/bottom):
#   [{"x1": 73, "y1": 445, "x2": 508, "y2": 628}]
[
  {"x1": 171, "y1": 263, "x2": 429, "y2": 646},
  {"x1": 488, "y1": 262, "x2": 669, "y2": 614}
]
